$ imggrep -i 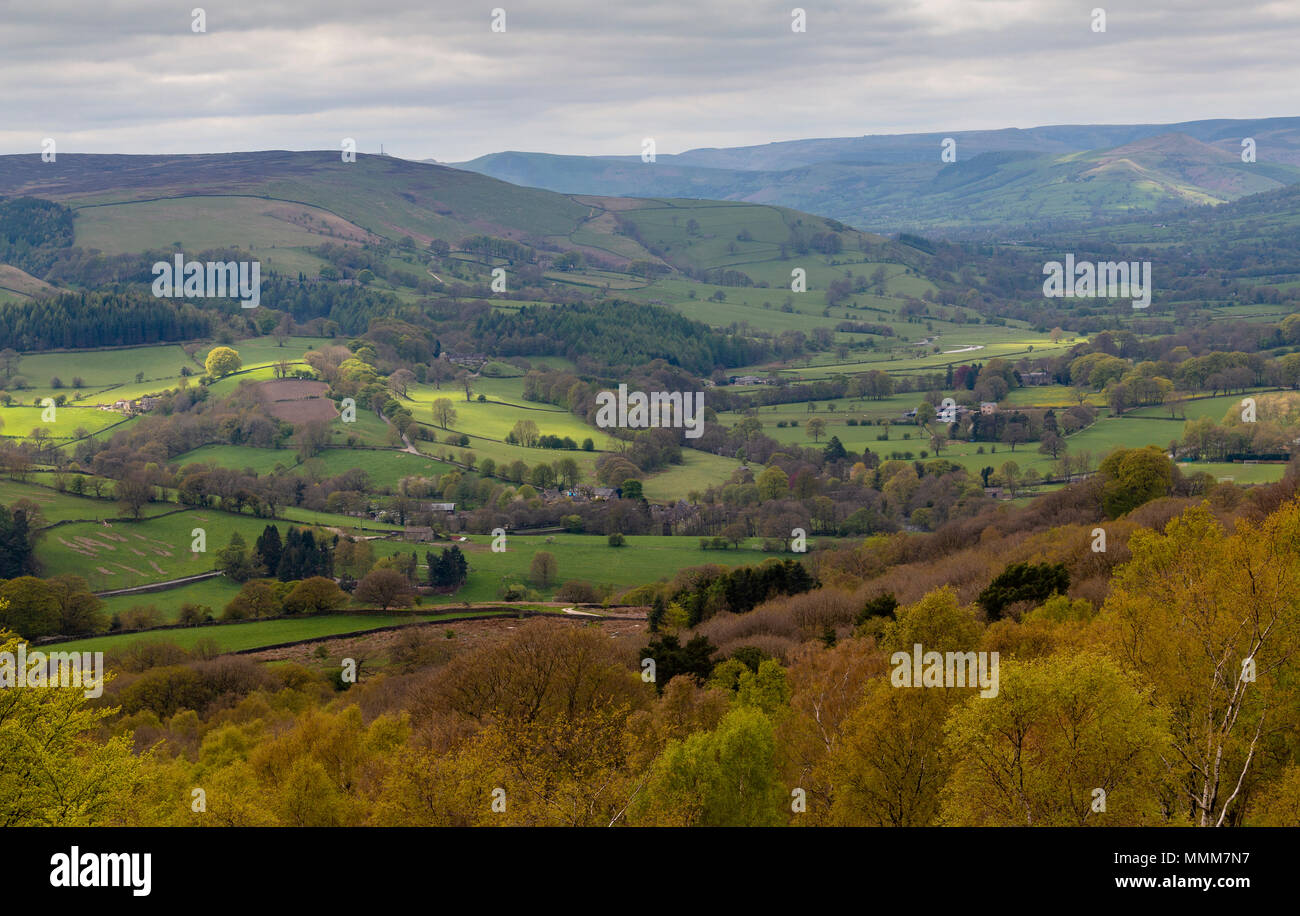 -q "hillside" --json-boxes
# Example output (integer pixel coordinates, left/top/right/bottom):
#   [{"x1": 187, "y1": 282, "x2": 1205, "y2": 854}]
[{"x1": 455, "y1": 118, "x2": 1300, "y2": 235}]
